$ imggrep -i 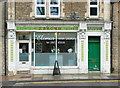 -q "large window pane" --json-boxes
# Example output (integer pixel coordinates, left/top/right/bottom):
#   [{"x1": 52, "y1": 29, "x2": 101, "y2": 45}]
[
  {"x1": 57, "y1": 33, "x2": 77, "y2": 66},
  {"x1": 35, "y1": 33, "x2": 56, "y2": 66},
  {"x1": 33, "y1": 32, "x2": 77, "y2": 66}
]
